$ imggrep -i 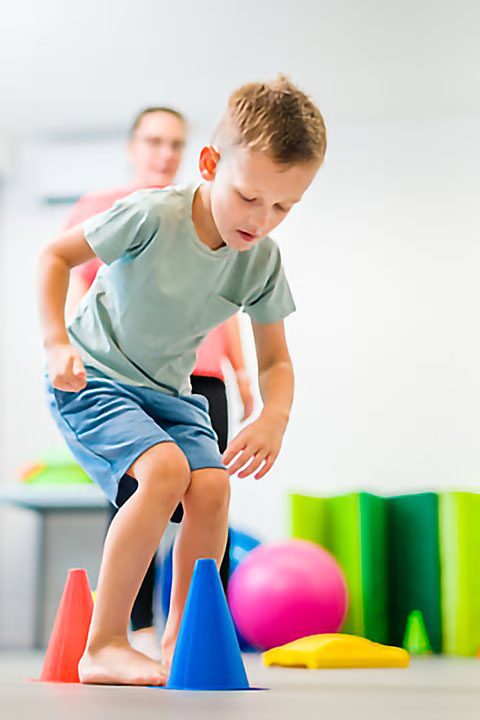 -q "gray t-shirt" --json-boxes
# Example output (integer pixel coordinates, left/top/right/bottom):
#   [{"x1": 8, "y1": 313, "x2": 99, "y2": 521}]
[{"x1": 68, "y1": 185, "x2": 296, "y2": 396}]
